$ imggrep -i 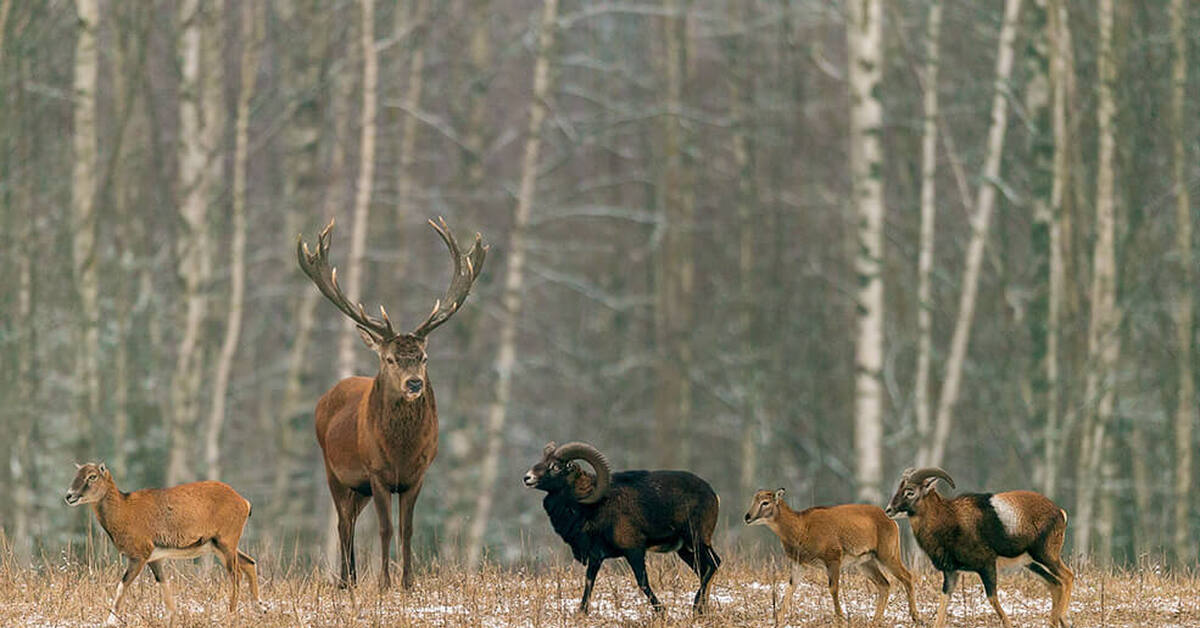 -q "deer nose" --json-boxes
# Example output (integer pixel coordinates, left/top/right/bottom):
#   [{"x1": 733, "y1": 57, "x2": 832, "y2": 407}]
[
  {"x1": 744, "y1": 513, "x2": 751, "y2": 523},
  {"x1": 405, "y1": 378, "x2": 423, "y2": 393}
]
